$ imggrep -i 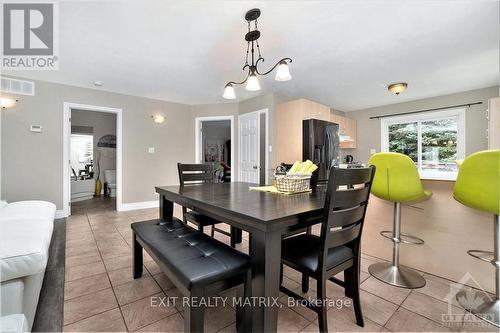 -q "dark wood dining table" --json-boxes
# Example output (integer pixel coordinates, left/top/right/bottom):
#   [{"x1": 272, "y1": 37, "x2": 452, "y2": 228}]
[{"x1": 155, "y1": 182, "x2": 326, "y2": 332}]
